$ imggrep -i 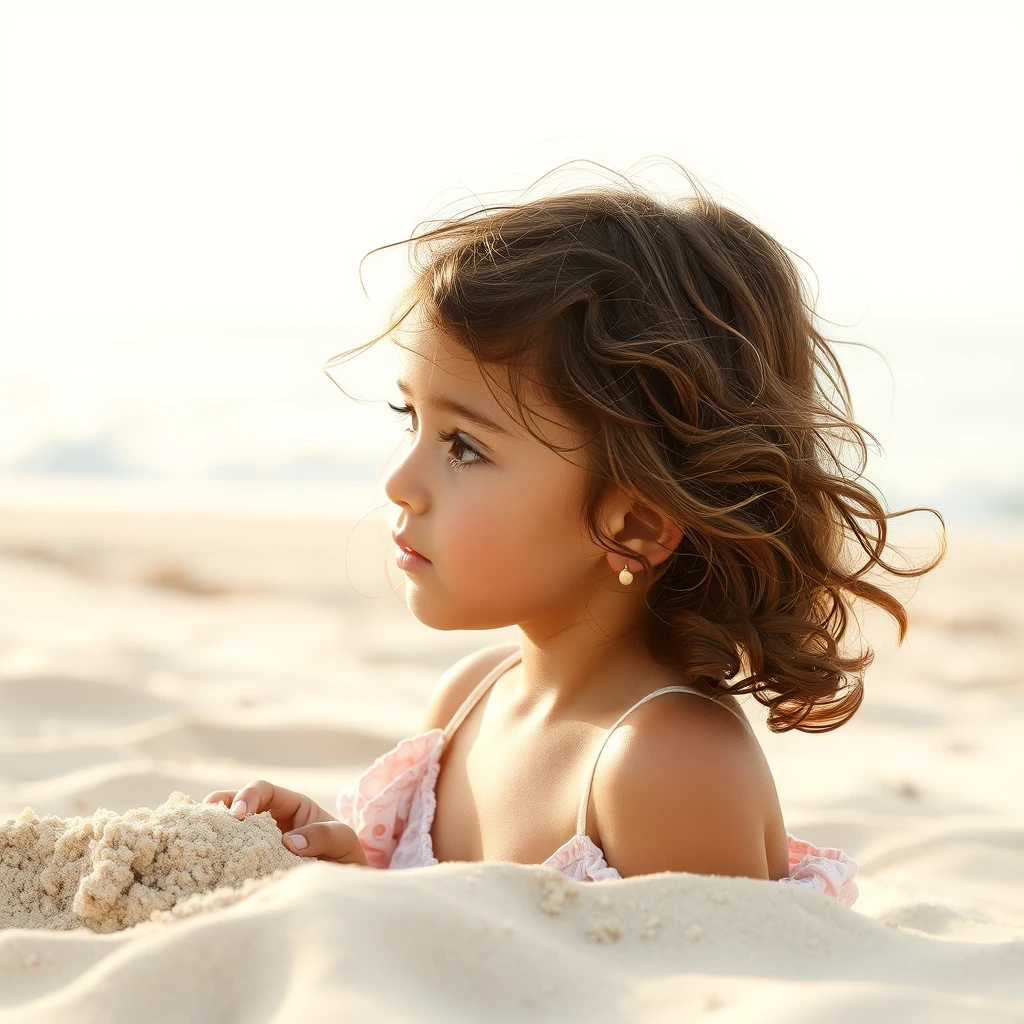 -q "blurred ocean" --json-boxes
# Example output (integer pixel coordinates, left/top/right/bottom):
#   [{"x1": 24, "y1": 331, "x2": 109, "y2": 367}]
[{"x1": 0, "y1": 317, "x2": 1020, "y2": 530}]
